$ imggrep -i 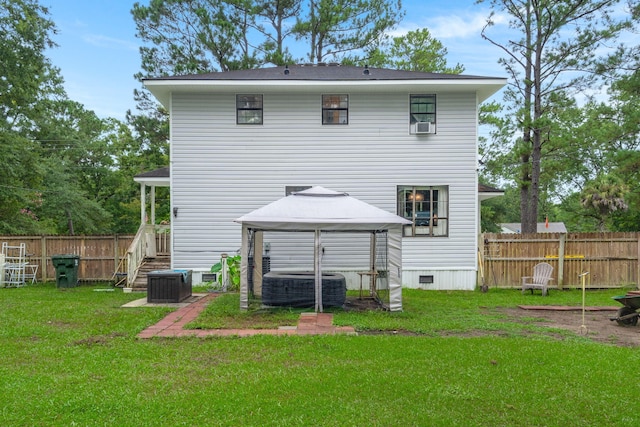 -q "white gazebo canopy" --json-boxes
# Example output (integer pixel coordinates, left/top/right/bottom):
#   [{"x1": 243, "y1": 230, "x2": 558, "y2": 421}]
[{"x1": 234, "y1": 186, "x2": 411, "y2": 312}]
